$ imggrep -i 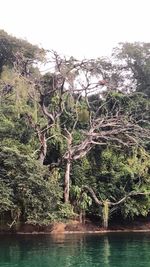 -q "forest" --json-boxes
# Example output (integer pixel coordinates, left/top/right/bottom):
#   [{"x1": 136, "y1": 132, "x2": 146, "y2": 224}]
[{"x1": 0, "y1": 30, "x2": 150, "y2": 230}]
